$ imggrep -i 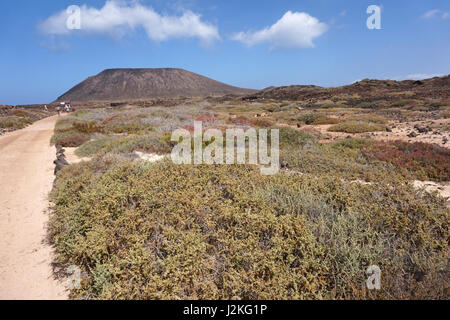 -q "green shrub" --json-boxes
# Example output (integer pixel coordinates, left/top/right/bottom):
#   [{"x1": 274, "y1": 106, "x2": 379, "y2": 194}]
[
  {"x1": 358, "y1": 102, "x2": 378, "y2": 109},
  {"x1": 75, "y1": 136, "x2": 120, "y2": 157},
  {"x1": 256, "y1": 175, "x2": 449, "y2": 299},
  {"x1": 328, "y1": 121, "x2": 386, "y2": 133},
  {"x1": 50, "y1": 160, "x2": 449, "y2": 299},
  {"x1": 347, "y1": 114, "x2": 387, "y2": 124},
  {"x1": 390, "y1": 100, "x2": 410, "y2": 107},
  {"x1": 50, "y1": 162, "x2": 328, "y2": 299},
  {"x1": 73, "y1": 120, "x2": 102, "y2": 134},
  {"x1": 276, "y1": 126, "x2": 317, "y2": 148},
  {"x1": 296, "y1": 113, "x2": 340, "y2": 125},
  {"x1": 311, "y1": 117, "x2": 340, "y2": 125},
  {"x1": 331, "y1": 138, "x2": 369, "y2": 150},
  {"x1": 101, "y1": 133, "x2": 174, "y2": 155}
]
